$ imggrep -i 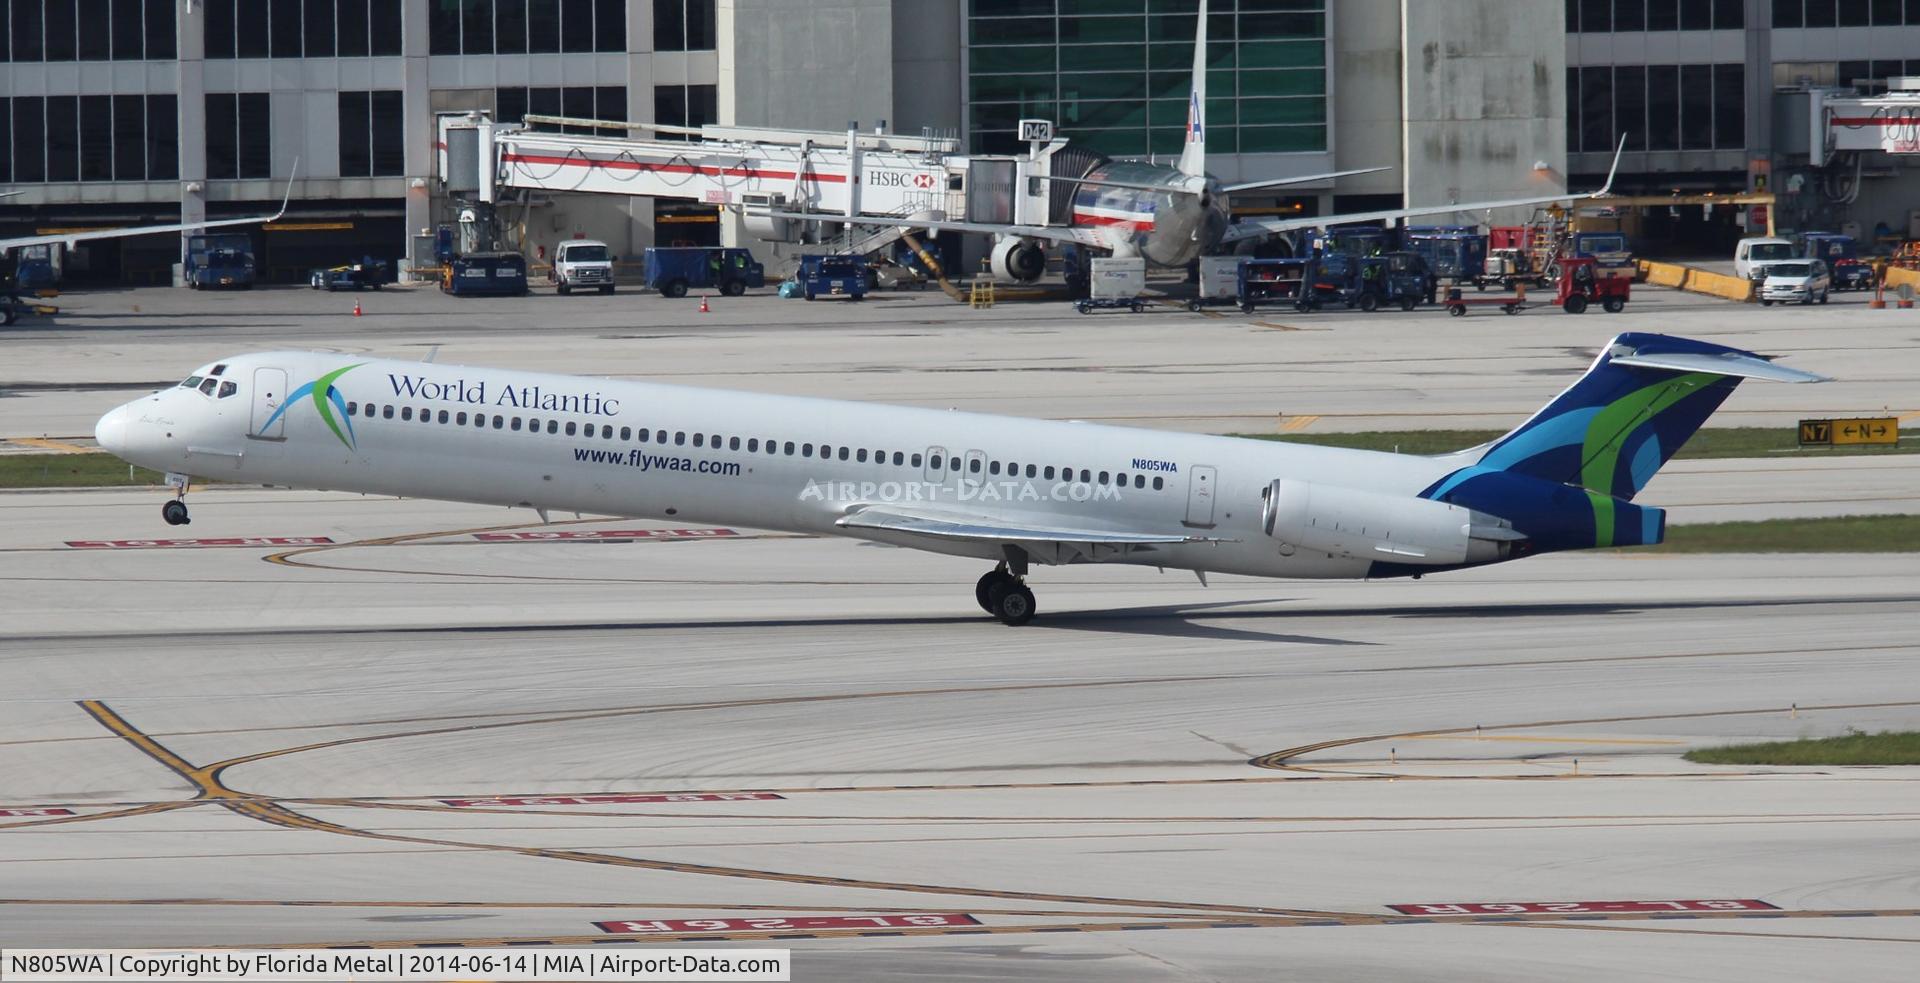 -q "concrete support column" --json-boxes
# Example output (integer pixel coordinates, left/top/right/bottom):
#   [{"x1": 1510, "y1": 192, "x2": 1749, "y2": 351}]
[
  {"x1": 403, "y1": 0, "x2": 433, "y2": 271},
  {"x1": 176, "y1": 1, "x2": 208, "y2": 273},
  {"x1": 1398, "y1": 0, "x2": 1566, "y2": 226}
]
